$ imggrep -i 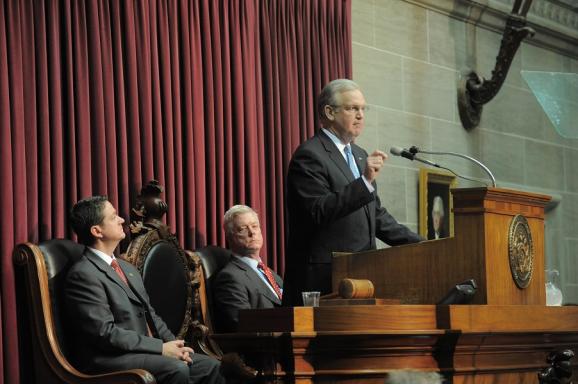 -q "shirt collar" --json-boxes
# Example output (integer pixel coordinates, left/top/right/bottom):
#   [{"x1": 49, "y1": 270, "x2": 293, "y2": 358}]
[
  {"x1": 322, "y1": 128, "x2": 349, "y2": 155},
  {"x1": 89, "y1": 246, "x2": 115, "y2": 266},
  {"x1": 235, "y1": 254, "x2": 262, "y2": 269}
]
